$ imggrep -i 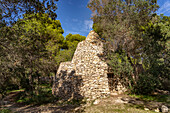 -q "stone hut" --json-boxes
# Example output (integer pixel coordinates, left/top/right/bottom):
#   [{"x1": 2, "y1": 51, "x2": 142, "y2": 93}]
[{"x1": 52, "y1": 30, "x2": 126, "y2": 100}]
